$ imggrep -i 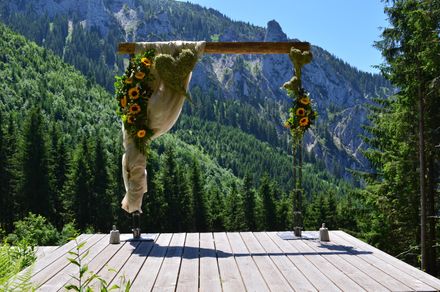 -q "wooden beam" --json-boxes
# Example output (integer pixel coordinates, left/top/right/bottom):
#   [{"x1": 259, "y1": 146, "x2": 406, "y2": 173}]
[{"x1": 117, "y1": 41, "x2": 310, "y2": 55}]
